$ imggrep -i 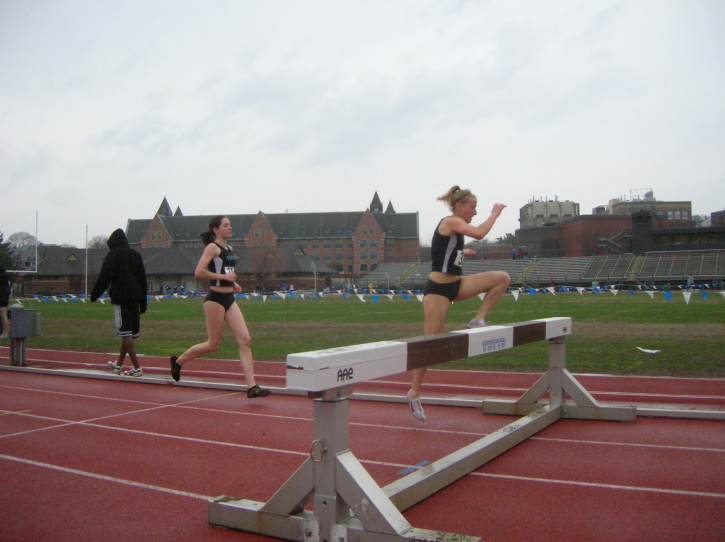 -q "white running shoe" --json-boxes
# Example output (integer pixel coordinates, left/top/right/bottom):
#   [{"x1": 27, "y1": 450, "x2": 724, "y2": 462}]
[
  {"x1": 124, "y1": 368, "x2": 143, "y2": 377},
  {"x1": 467, "y1": 318, "x2": 487, "y2": 329},
  {"x1": 107, "y1": 361, "x2": 122, "y2": 374},
  {"x1": 407, "y1": 391, "x2": 426, "y2": 421}
]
